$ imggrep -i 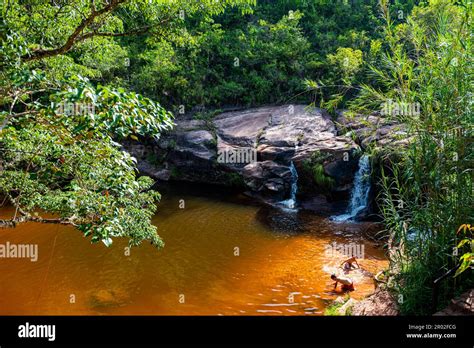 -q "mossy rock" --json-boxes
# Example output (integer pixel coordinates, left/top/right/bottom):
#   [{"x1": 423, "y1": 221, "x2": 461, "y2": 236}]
[
  {"x1": 223, "y1": 172, "x2": 246, "y2": 188},
  {"x1": 300, "y1": 150, "x2": 336, "y2": 193}
]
